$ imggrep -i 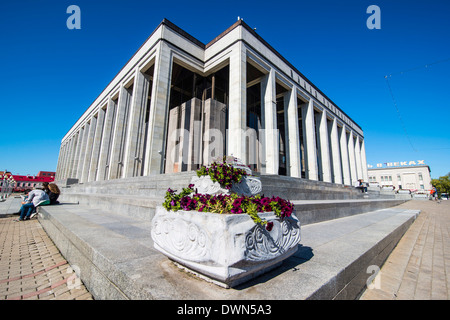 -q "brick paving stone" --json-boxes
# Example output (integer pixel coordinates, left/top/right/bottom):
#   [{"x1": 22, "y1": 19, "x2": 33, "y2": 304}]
[
  {"x1": 360, "y1": 200, "x2": 450, "y2": 300},
  {"x1": 0, "y1": 208, "x2": 93, "y2": 300}
]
